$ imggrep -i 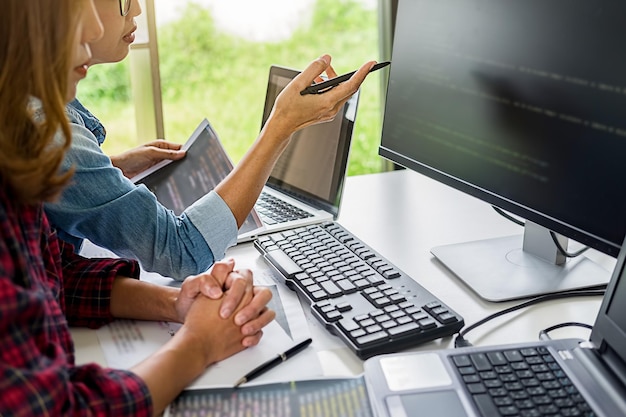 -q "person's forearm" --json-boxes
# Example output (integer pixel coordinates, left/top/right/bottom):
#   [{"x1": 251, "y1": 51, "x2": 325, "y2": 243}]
[
  {"x1": 130, "y1": 293, "x2": 251, "y2": 416},
  {"x1": 110, "y1": 277, "x2": 179, "y2": 322},
  {"x1": 215, "y1": 120, "x2": 291, "y2": 227},
  {"x1": 131, "y1": 328, "x2": 208, "y2": 416}
]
